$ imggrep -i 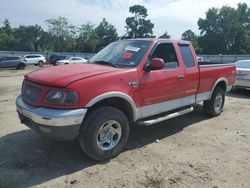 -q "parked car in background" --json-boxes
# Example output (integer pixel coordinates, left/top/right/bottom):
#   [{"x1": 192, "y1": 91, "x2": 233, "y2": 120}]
[
  {"x1": 55, "y1": 57, "x2": 87, "y2": 65},
  {"x1": 23, "y1": 54, "x2": 46, "y2": 66},
  {"x1": 49, "y1": 54, "x2": 66, "y2": 65},
  {"x1": 234, "y1": 60, "x2": 250, "y2": 89},
  {"x1": 197, "y1": 56, "x2": 205, "y2": 62},
  {"x1": 0, "y1": 56, "x2": 26, "y2": 69},
  {"x1": 197, "y1": 56, "x2": 210, "y2": 63}
]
